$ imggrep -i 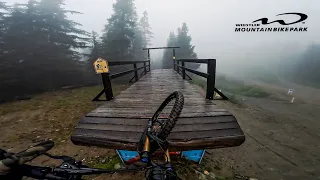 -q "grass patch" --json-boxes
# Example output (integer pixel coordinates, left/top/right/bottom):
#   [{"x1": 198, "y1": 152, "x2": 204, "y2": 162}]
[
  {"x1": 232, "y1": 85, "x2": 270, "y2": 98},
  {"x1": 228, "y1": 94, "x2": 241, "y2": 104},
  {"x1": 87, "y1": 155, "x2": 122, "y2": 169},
  {"x1": 172, "y1": 157, "x2": 232, "y2": 180},
  {"x1": 191, "y1": 76, "x2": 270, "y2": 99},
  {"x1": 0, "y1": 84, "x2": 128, "y2": 116},
  {"x1": 0, "y1": 84, "x2": 129, "y2": 149},
  {"x1": 192, "y1": 77, "x2": 207, "y2": 89}
]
